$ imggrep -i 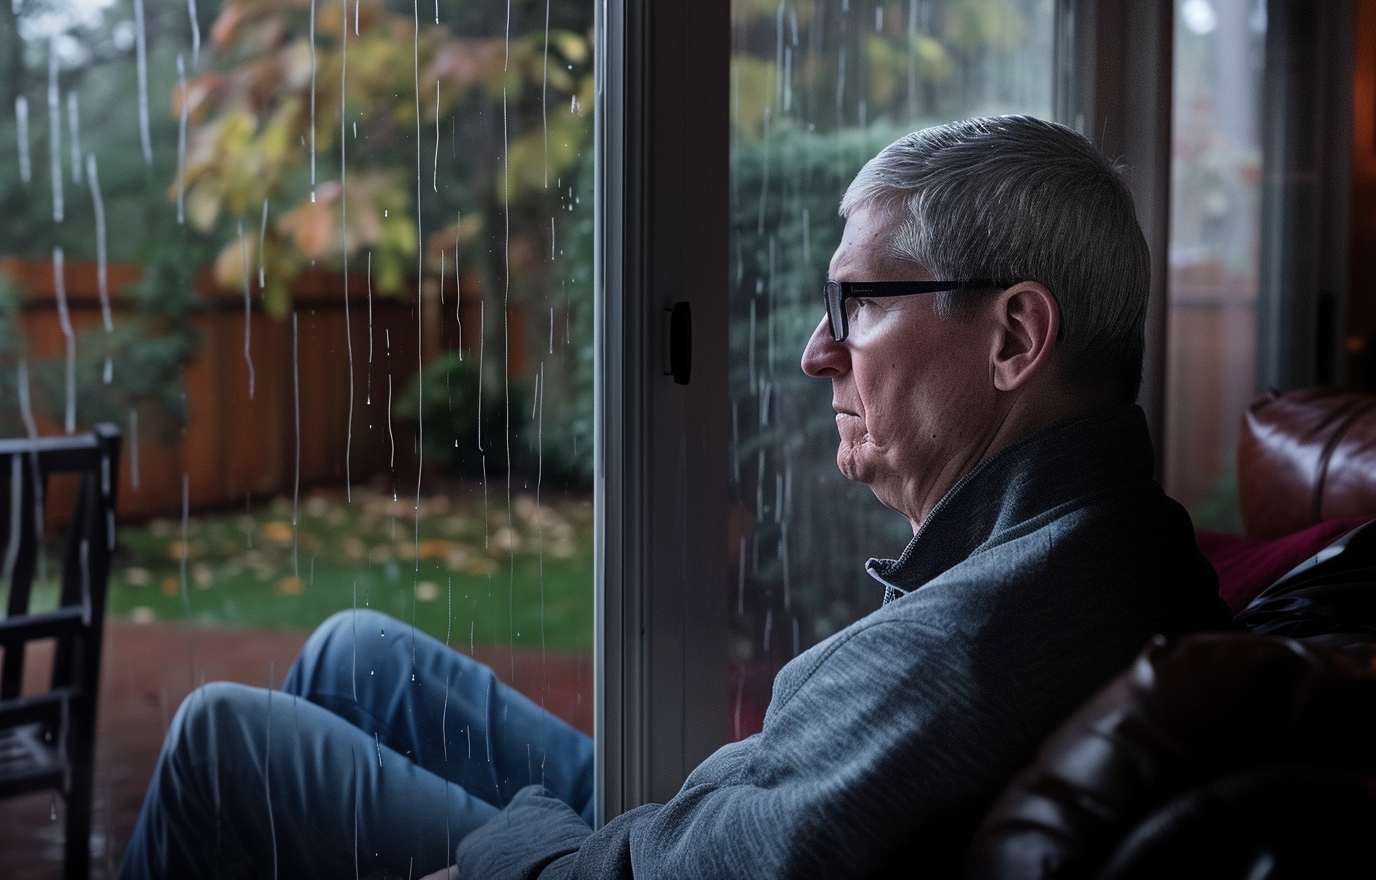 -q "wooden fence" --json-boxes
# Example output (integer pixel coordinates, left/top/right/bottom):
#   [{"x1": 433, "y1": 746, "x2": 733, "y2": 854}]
[{"x1": 4, "y1": 257, "x2": 517, "y2": 521}]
